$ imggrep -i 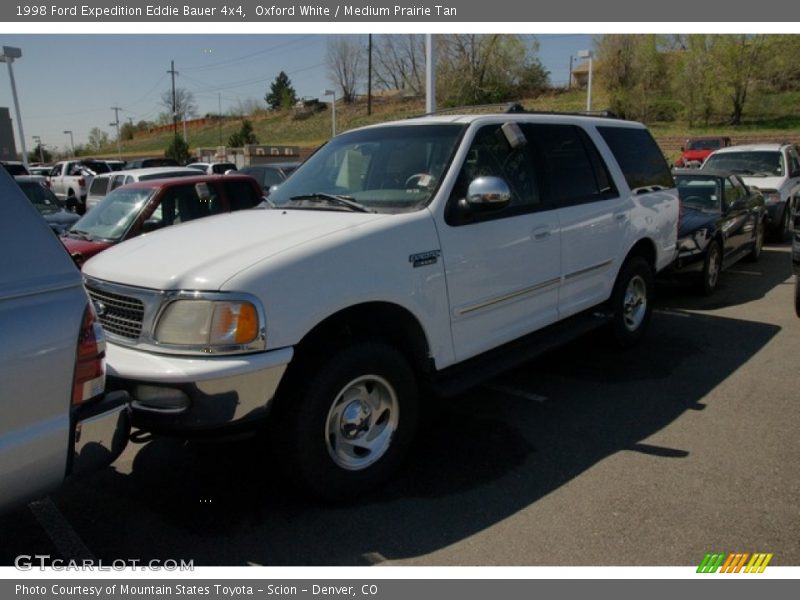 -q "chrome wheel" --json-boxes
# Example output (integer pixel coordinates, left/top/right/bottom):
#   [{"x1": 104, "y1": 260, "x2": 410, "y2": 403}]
[
  {"x1": 622, "y1": 274, "x2": 648, "y2": 332},
  {"x1": 705, "y1": 243, "x2": 721, "y2": 291},
  {"x1": 325, "y1": 374, "x2": 399, "y2": 471}
]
